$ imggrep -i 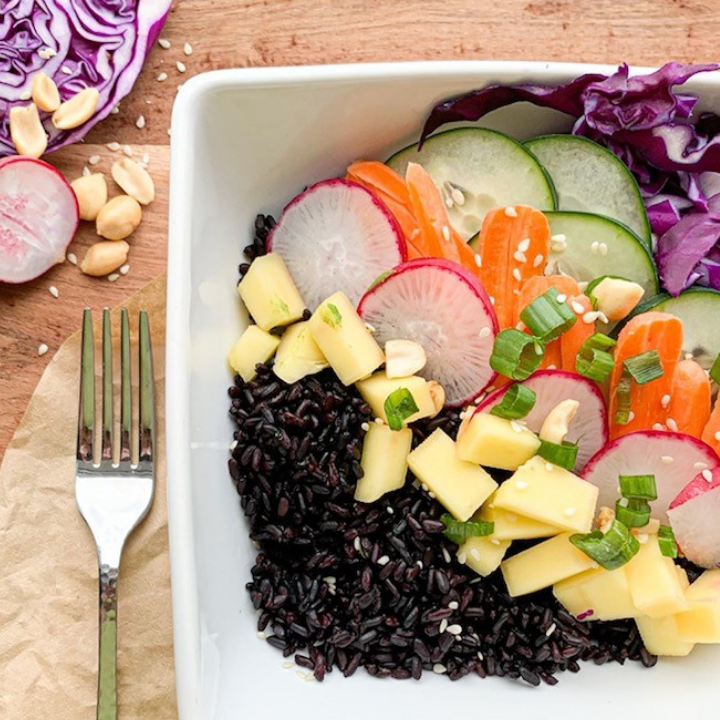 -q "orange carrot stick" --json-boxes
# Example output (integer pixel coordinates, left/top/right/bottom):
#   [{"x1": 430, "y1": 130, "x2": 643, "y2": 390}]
[
  {"x1": 701, "y1": 395, "x2": 720, "y2": 457},
  {"x1": 561, "y1": 295, "x2": 595, "y2": 373},
  {"x1": 664, "y1": 359, "x2": 711, "y2": 438}
]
